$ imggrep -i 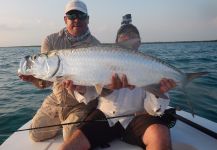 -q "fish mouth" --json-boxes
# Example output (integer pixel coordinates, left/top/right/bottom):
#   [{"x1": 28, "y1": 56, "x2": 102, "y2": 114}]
[{"x1": 18, "y1": 55, "x2": 33, "y2": 75}]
